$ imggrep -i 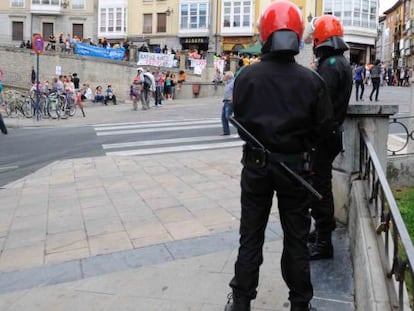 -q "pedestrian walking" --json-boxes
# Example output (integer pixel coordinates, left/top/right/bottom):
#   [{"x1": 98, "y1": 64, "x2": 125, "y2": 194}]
[
  {"x1": 220, "y1": 71, "x2": 234, "y2": 136},
  {"x1": 224, "y1": 1, "x2": 334, "y2": 310},
  {"x1": 308, "y1": 15, "x2": 353, "y2": 260},
  {"x1": 369, "y1": 59, "x2": 381, "y2": 101},
  {"x1": 354, "y1": 62, "x2": 365, "y2": 101},
  {"x1": 142, "y1": 70, "x2": 155, "y2": 109},
  {"x1": 131, "y1": 69, "x2": 144, "y2": 111},
  {"x1": 153, "y1": 67, "x2": 163, "y2": 107}
]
